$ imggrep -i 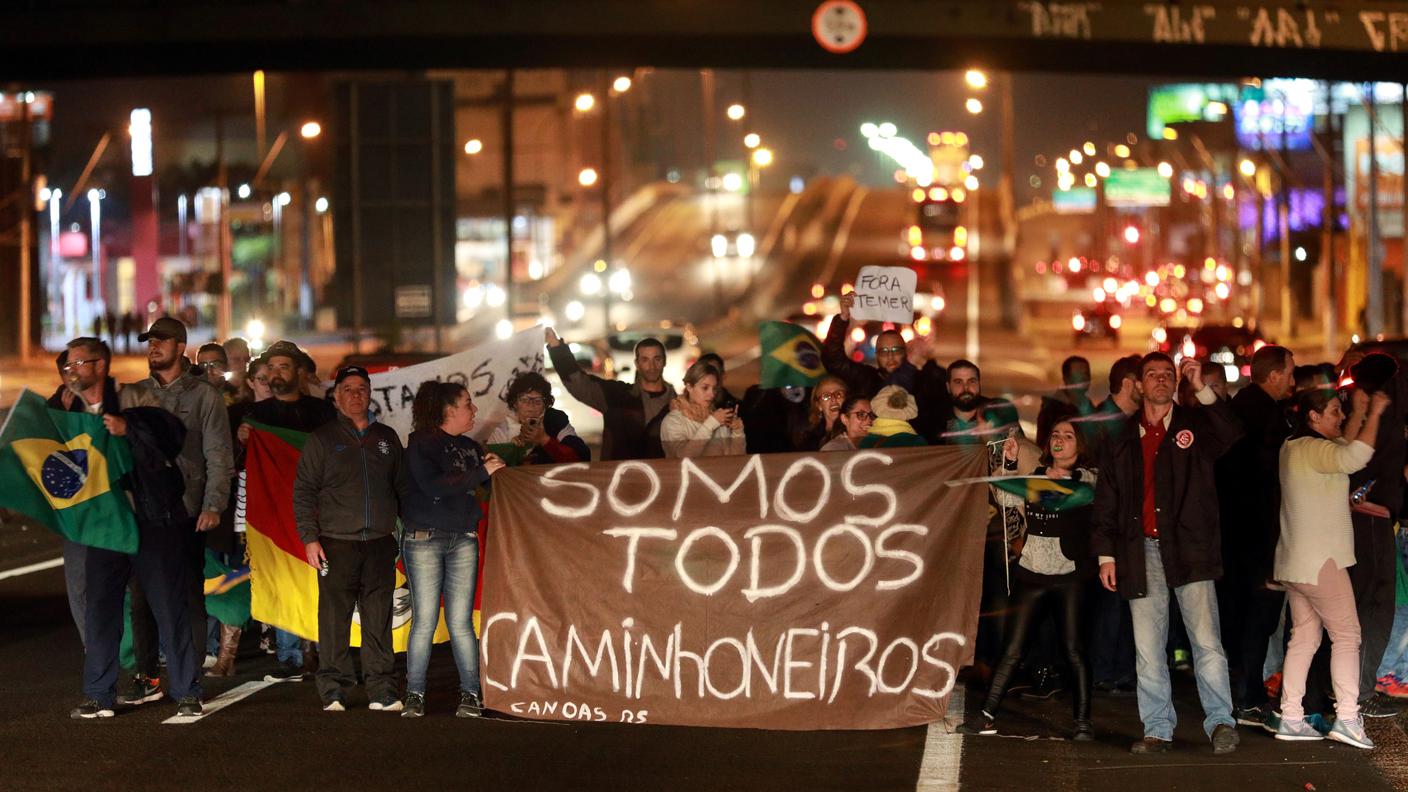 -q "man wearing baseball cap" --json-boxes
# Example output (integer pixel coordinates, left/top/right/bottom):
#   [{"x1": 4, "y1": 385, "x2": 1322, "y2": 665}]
[
  {"x1": 141, "y1": 316, "x2": 235, "y2": 708},
  {"x1": 293, "y1": 365, "x2": 406, "y2": 712}
]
